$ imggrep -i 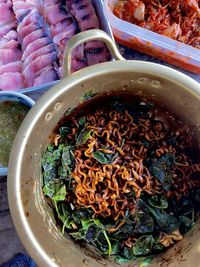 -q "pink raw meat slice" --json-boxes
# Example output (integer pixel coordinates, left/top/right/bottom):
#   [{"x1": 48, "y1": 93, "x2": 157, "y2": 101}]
[
  {"x1": 85, "y1": 40, "x2": 108, "y2": 65},
  {"x1": 78, "y1": 14, "x2": 99, "y2": 31},
  {"x1": 35, "y1": 62, "x2": 58, "y2": 77},
  {"x1": 0, "y1": 72, "x2": 23, "y2": 90},
  {"x1": 17, "y1": 10, "x2": 41, "y2": 31},
  {"x1": 34, "y1": 65, "x2": 59, "y2": 85},
  {"x1": 22, "y1": 37, "x2": 51, "y2": 60},
  {"x1": 0, "y1": 39, "x2": 19, "y2": 49},
  {"x1": 85, "y1": 41, "x2": 108, "y2": 66},
  {"x1": 53, "y1": 23, "x2": 76, "y2": 45},
  {"x1": 13, "y1": 2, "x2": 36, "y2": 20},
  {"x1": 22, "y1": 28, "x2": 48, "y2": 50},
  {"x1": 0, "y1": 21, "x2": 16, "y2": 37},
  {"x1": 13, "y1": 1, "x2": 33, "y2": 12},
  {"x1": 70, "y1": 0, "x2": 99, "y2": 31},
  {"x1": 18, "y1": 21, "x2": 42, "y2": 42},
  {"x1": 50, "y1": 18, "x2": 75, "y2": 36},
  {"x1": 23, "y1": 43, "x2": 56, "y2": 68},
  {"x1": 4, "y1": 30, "x2": 18, "y2": 40},
  {"x1": 71, "y1": 58, "x2": 87, "y2": 73},
  {"x1": 85, "y1": 49, "x2": 107, "y2": 66},
  {"x1": 44, "y1": 4, "x2": 68, "y2": 24},
  {"x1": 71, "y1": 2, "x2": 96, "y2": 20},
  {"x1": 23, "y1": 52, "x2": 57, "y2": 87},
  {"x1": 43, "y1": 0, "x2": 60, "y2": 7},
  {"x1": 0, "y1": 48, "x2": 22, "y2": 65},
  {"x1": 0, "y1": 61, "x2": 22, "y2": 75},
  {"x1": 27, "y1": 0, "x2": 43, "y2": 10},
  {"x1": 72, "y1": 44, "x2": 85, "y2": 61},
  {"x1": 0, "y1": 3, "x2": 15, "y2": 23}
]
